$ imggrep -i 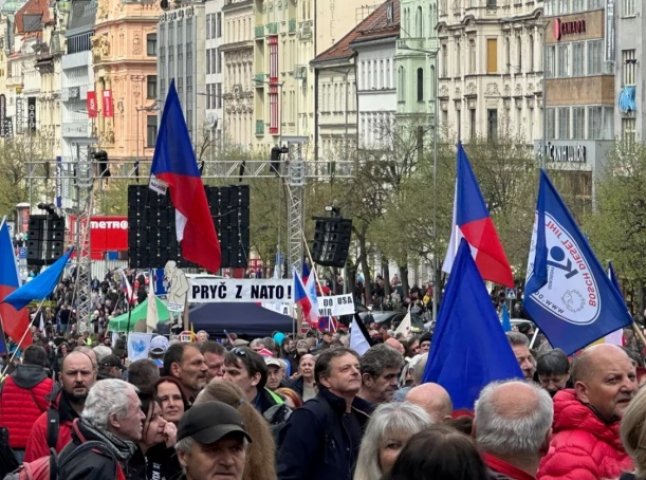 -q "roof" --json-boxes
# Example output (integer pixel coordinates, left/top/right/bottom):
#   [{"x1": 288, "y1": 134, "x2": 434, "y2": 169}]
[
  {"x1": 313, "y1": 0, "x2": 399, "y2": 65},
  {"x1": 15, "y1": 0, "x2": 51, "y2": 34}
]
